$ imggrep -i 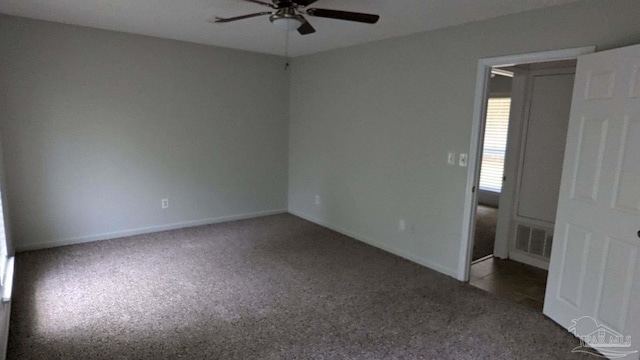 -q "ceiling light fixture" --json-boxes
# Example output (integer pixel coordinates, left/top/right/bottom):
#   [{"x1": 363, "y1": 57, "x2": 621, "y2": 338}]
[
  {"x1": 269, "y1": 10, "x2": 304, "y2": 32},
  {"x1": 491, "y1": 68, "x2": 515, "y2": 78}
]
